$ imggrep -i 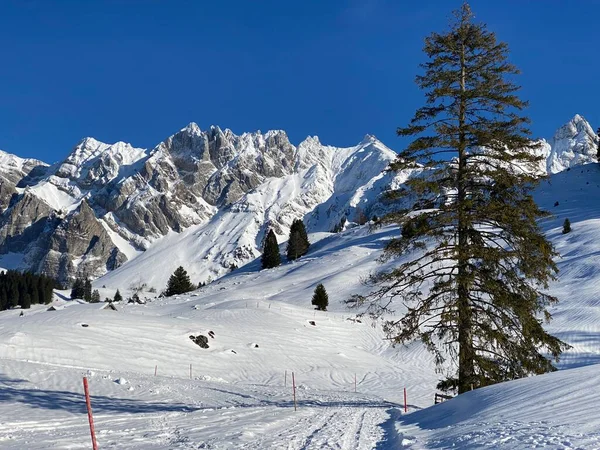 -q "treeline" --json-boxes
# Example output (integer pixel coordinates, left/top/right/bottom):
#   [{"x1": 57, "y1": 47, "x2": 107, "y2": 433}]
[{"x1": 0, "y1": 270, "x2": 55, "y2": 311}]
